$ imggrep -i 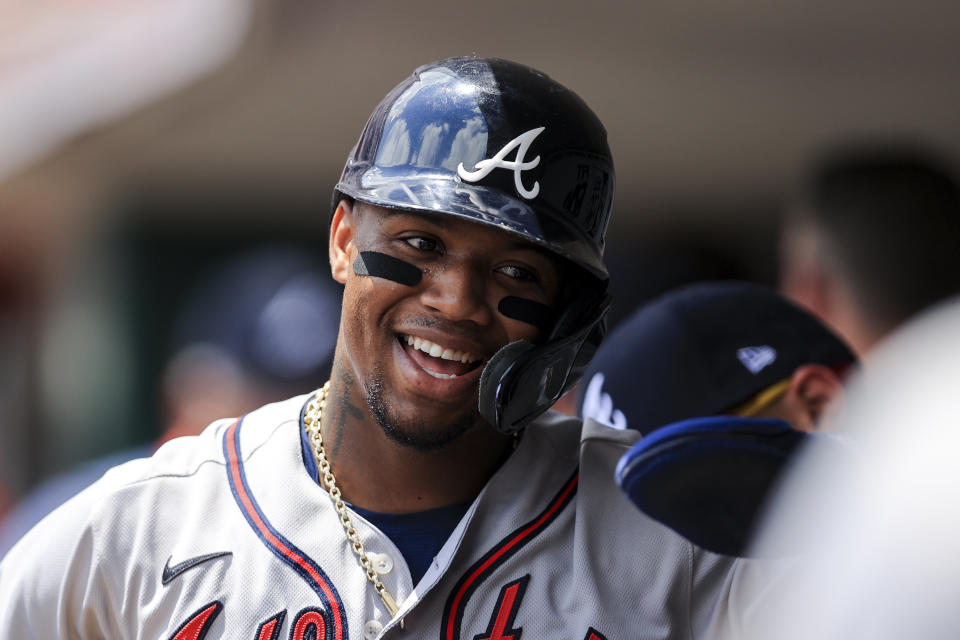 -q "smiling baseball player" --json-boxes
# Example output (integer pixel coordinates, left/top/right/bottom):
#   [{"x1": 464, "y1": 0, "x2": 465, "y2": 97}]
[{"x1": 0, "y1": 57, "x2": 778, "y2": 639}]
